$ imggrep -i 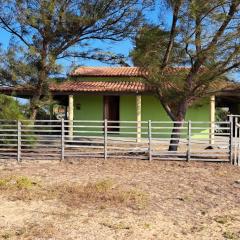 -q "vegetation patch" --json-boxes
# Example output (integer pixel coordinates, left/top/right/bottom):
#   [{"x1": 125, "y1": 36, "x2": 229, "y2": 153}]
[
  {"x1": 222, "y1": 231, "x2": 240, "y2": 240},
  {"x1": 0, "y1": 177, "x2": 148, "y2": 210},
  {"x1": 214, "y1": 215, "x2": 236, "y2": 225},
  {"x1": 53, "y1": 179, "x2": 149, "y2": 210},
  {"x1": 0, "y1": 176, "x2": 38, "y2": 190},
  {"x1": 1, "y1": 222, "x2": 57, "y2": 240},
  {"x1": 100, "y1": 221, "x2": 131, "y2": 230}
]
